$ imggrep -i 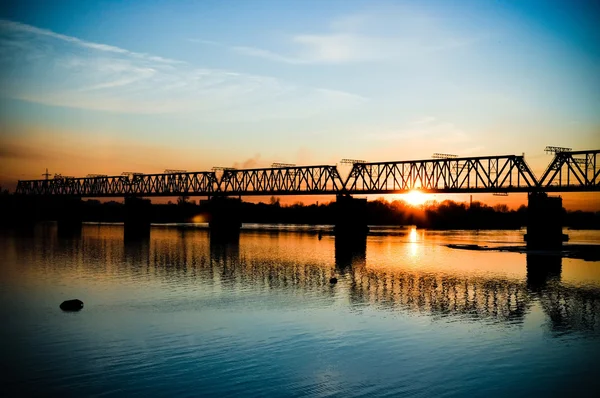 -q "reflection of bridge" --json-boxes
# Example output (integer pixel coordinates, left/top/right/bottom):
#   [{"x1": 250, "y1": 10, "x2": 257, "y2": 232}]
[
  {"x1": 115, "y1": 230, "x2": 600, "y2": 333},
  {"x1": 18, "y1": 224, "x2": 596, "y2": 333},
  {"x1": 341, "y1": 253, "x2": 599, "y2": 331},
  {"x1": 11, "y1": 149, "x2": 600, "y2": 247},
  {"x1": 15, "y1": 150, "x2": 600, "y2": 197}
]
